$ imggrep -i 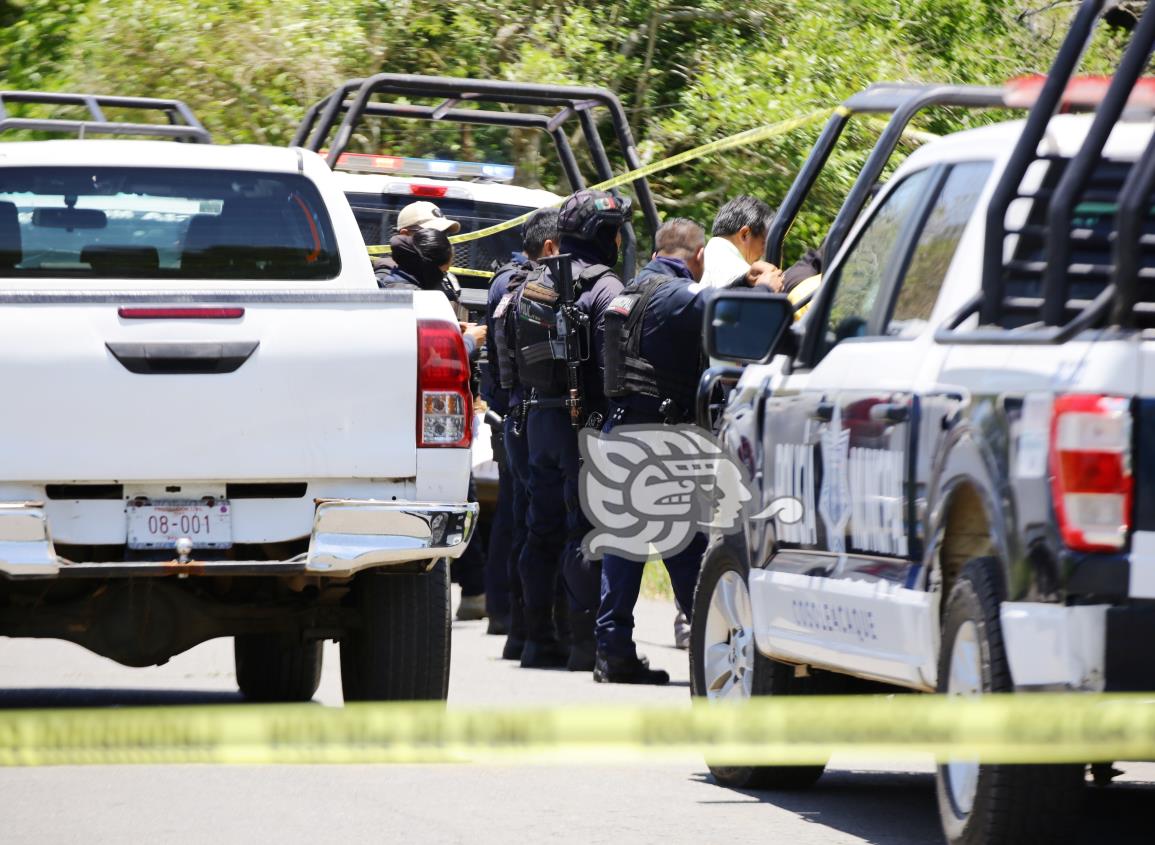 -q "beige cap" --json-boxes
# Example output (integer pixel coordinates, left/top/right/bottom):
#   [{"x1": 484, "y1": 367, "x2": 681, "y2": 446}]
[{"x1": 396, "y1": 200, "x2": 460, "y2": 234}]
